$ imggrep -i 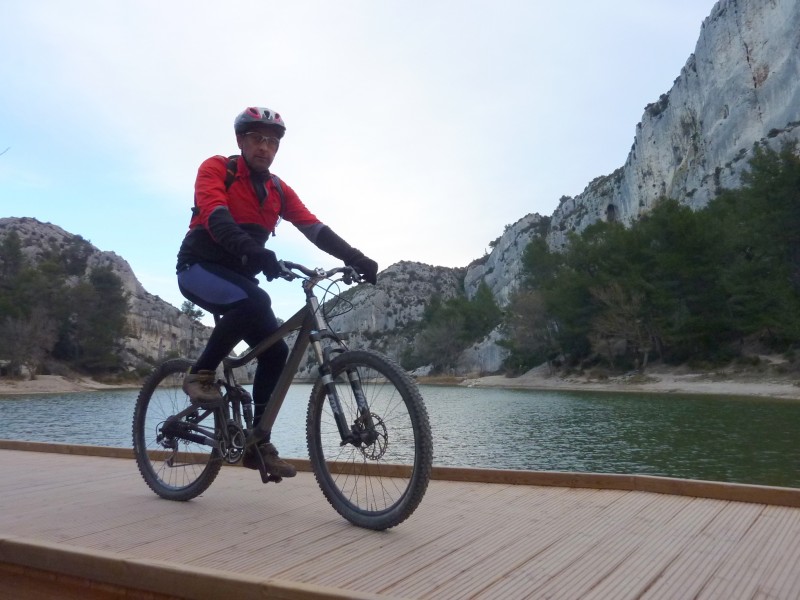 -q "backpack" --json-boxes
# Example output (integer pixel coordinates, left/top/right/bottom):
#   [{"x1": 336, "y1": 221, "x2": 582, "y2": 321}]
[{"x1": 192, "y1": 155, "x2": 286, "y2": 236}]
